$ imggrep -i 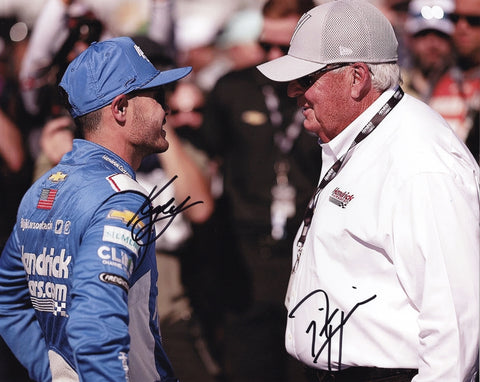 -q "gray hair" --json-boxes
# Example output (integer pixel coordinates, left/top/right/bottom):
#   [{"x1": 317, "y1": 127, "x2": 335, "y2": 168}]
[
  {"x1": 367, "y1": 62, "x2": 402, "y2": 92},
  {"x1": 335, "y1": 62, "x2": 402, "y2": 92}
]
